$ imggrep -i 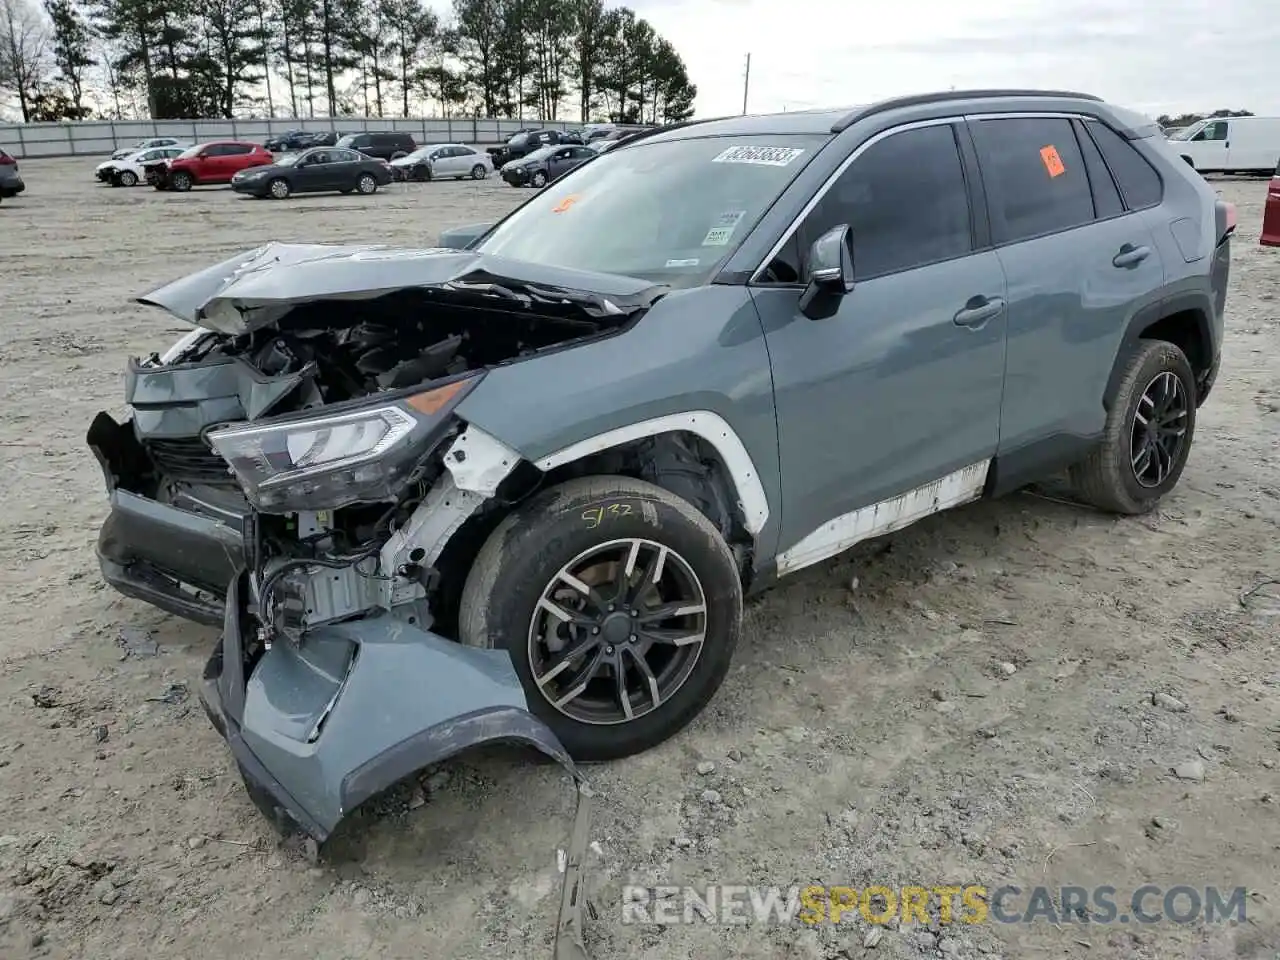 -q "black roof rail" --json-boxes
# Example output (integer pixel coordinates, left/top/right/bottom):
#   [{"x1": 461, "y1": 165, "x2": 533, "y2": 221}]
[
  {"x1": 830, "y1": 89, "x2": 1104, "y2": 133},
  {"x1": 609, "y1": 117, "x2": 724, "y2": 150}
]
